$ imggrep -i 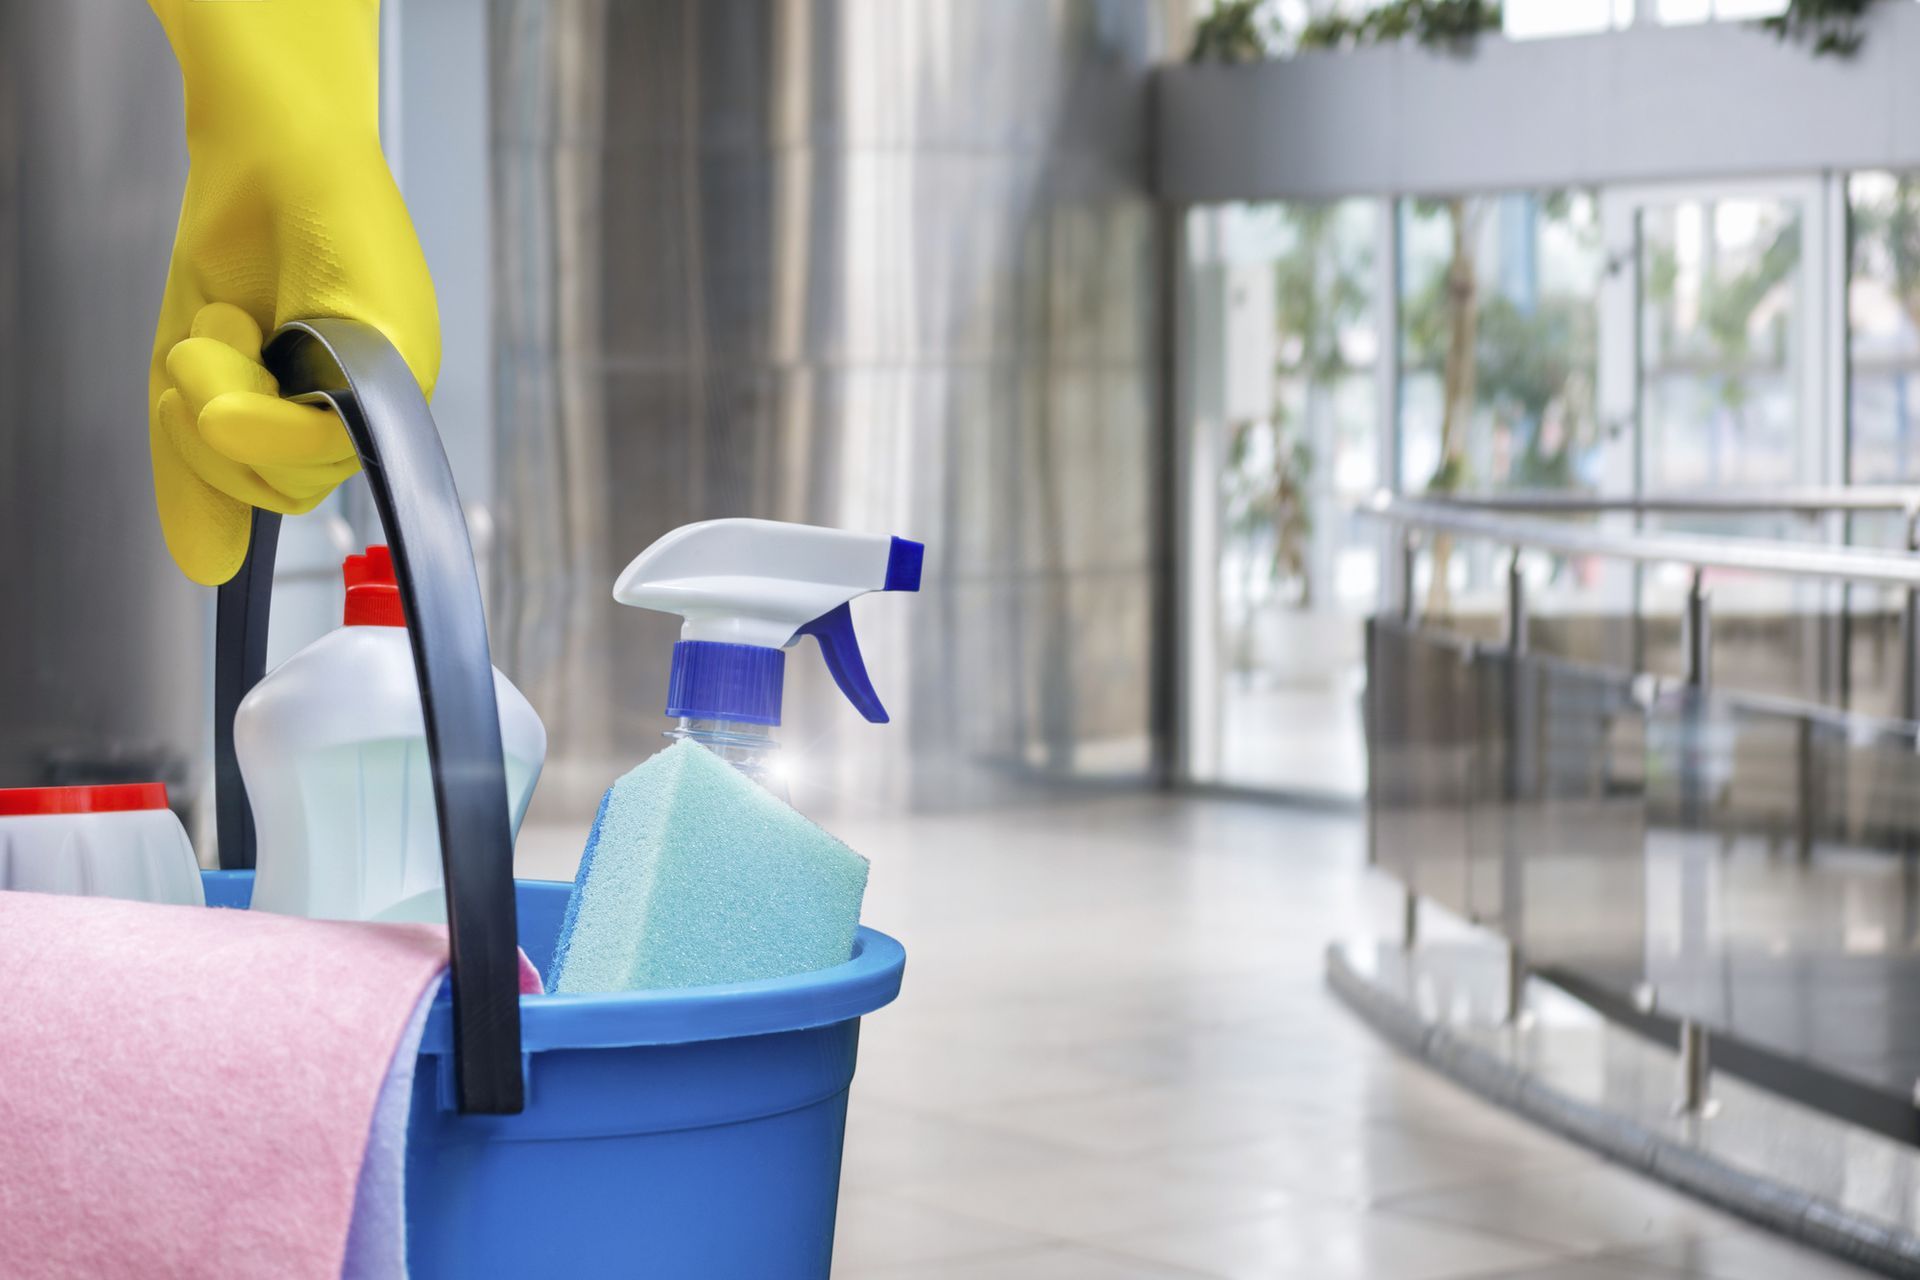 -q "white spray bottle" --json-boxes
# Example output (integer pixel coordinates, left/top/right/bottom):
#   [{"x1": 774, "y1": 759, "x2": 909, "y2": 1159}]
[{"x1": 613, "y1": 518, "x2": 924, "y2": 797}]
